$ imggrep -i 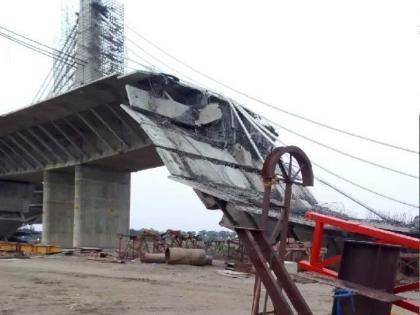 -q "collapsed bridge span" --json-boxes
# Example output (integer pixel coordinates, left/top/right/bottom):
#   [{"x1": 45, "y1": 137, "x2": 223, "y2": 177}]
[{"x1": 0, "y1": 71, "x2": 415, "y2": 247}]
